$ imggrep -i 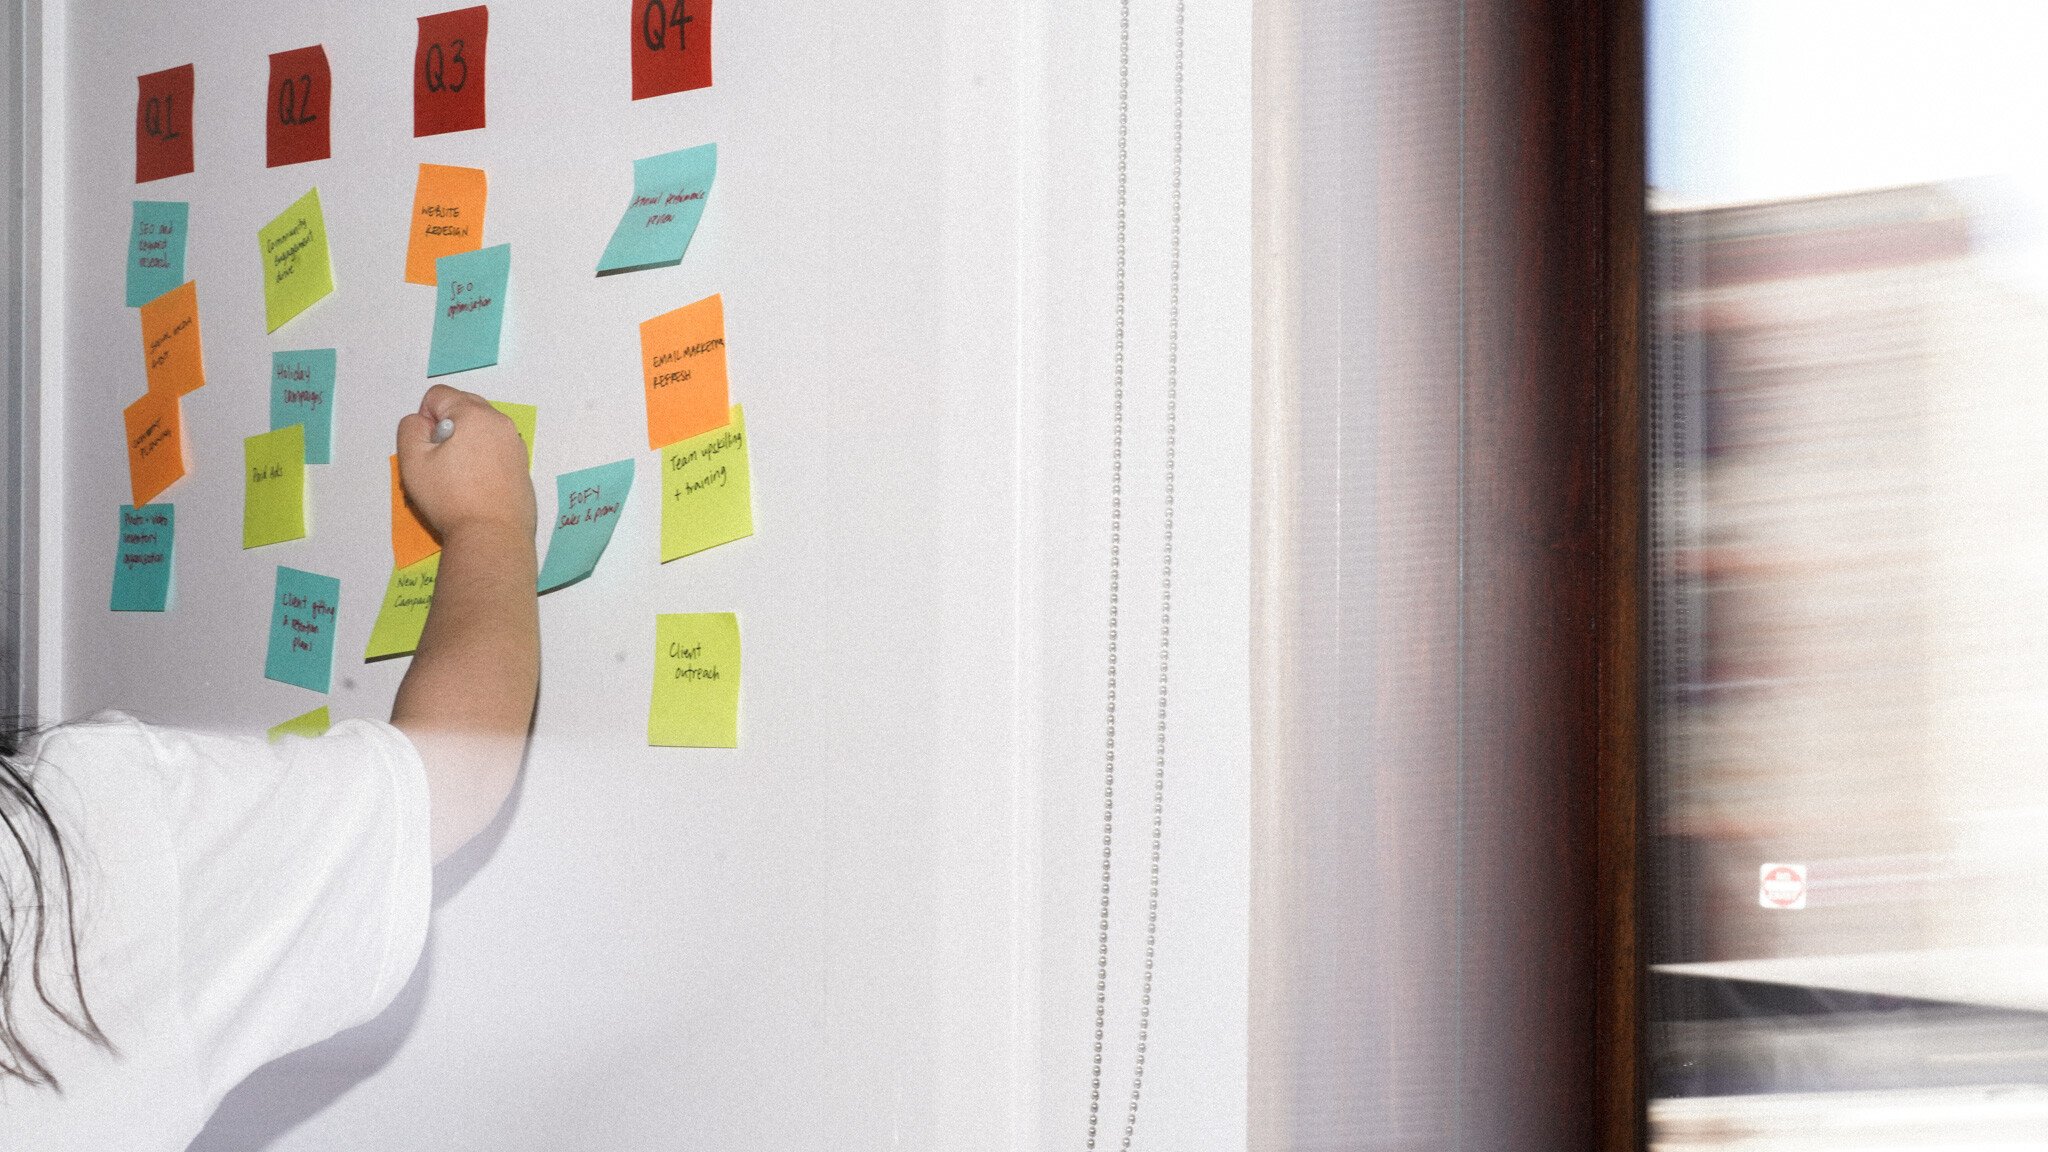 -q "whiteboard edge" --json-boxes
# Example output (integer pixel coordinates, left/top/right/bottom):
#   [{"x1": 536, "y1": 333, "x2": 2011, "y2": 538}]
[
  {"x1": 29, "y1": 0, "x2": 64, "y2": 724},
  {"x1": 1009, "y1": 0, "x2": 1049, "y2": 1147}
]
